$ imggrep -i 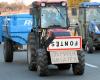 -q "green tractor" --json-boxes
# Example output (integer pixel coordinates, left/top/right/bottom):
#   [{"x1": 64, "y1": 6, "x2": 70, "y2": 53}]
[
  {"x1": 79, "y1": 2, "x2": 100, "y2": 53},
  {"x1": 27, "y1": 1, "x2": 85, "y2": 76}
]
